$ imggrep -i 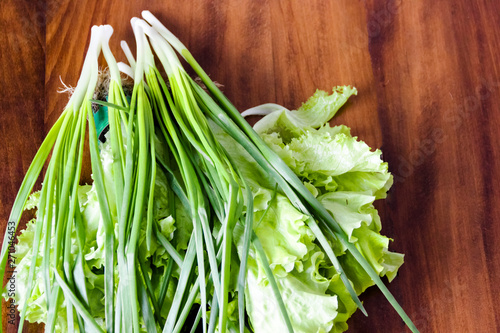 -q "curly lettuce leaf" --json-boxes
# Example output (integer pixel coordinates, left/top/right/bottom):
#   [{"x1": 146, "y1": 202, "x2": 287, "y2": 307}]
[
  {"x1": 222, "y1": 87, "x2": 403, "y2": 332},
  {"x1": 253, "y1": 194, "x2": 316, "y2": 277},
  {"x1": 261, "y1": 126, "x2": 392, "y2": 198},
  {"x1": 253, "y1": 86, "x2": 357, "y2": 141},
  {"x1": 245, "y1": 268, "x2": 339, "y2": 333}
]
